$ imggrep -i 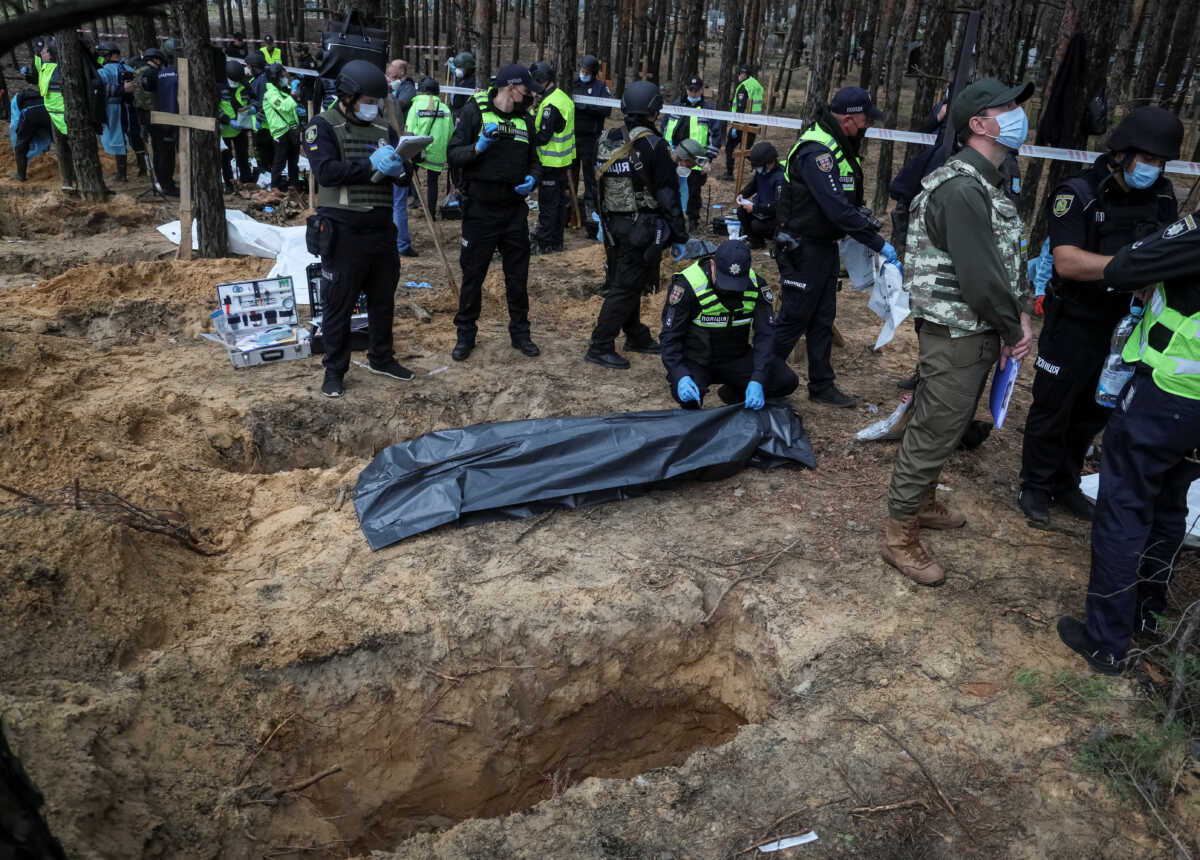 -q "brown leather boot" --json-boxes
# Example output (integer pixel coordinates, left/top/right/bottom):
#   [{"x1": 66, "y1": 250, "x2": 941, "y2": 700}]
[
  {"x1": 880, "y1": 515, "x2": 946, "y2": 586},
  {"x1": 918, "y1": 485, "x2": 966, "y2": 530}
]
